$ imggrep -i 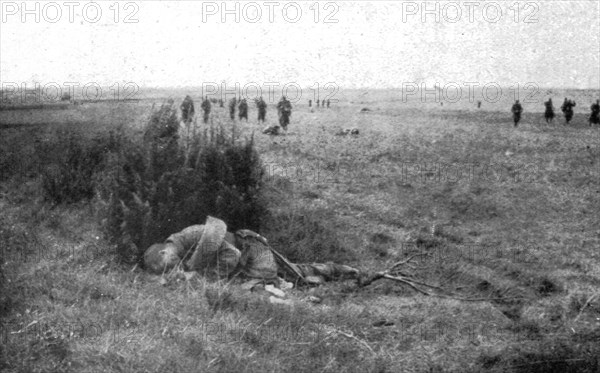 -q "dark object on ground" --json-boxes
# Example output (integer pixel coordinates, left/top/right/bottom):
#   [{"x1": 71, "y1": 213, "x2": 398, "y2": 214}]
[
  {"x1": 262, "y1": 125, "x2": 280, "y2": 135},
  {"x1": 372, "y1": 319, "x2": 395, "y2": 327},
  {"x1": 336, "y1": 128, "x2": 359, "y2": 136}
]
